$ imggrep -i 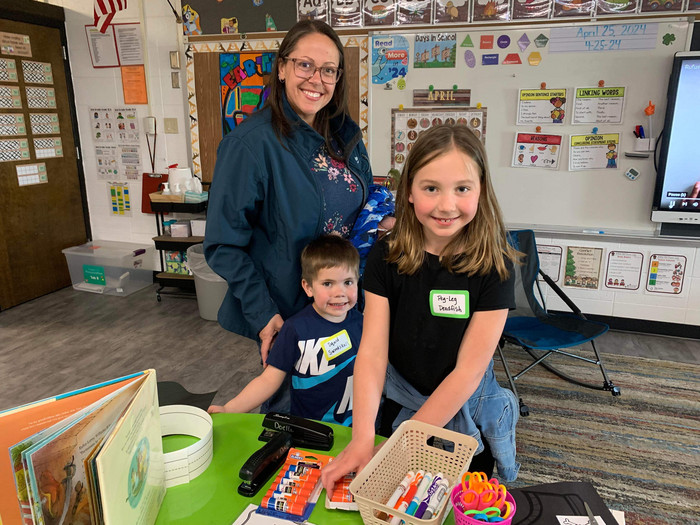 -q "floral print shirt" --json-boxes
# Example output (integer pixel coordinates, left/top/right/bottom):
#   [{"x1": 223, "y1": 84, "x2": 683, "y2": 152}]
[{"x1": 311, "y1": 143, "x2": 363, "y2": 237}]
